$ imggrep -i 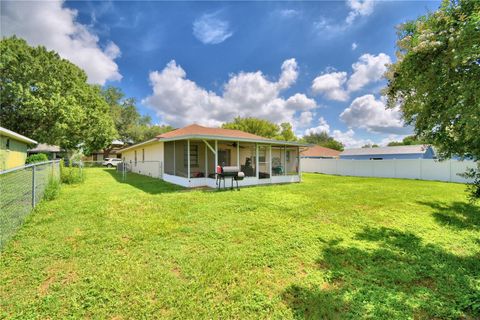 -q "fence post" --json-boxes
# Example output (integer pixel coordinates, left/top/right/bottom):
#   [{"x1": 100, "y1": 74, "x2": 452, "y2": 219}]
[{"x1": 31, "y1": 164, "x2": 36, "y2": 207}]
